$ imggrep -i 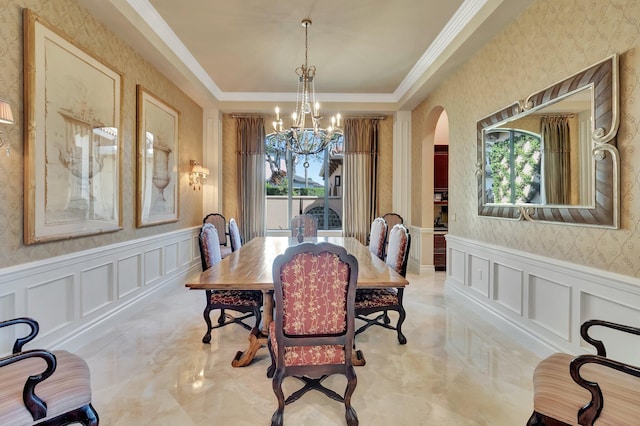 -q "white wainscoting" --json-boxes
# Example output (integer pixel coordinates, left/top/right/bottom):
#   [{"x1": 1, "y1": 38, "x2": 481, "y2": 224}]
[
  {"x1": 445, "y1": 235, "x2": 640, "y2": 364},
  {"x1": 0, "y1": 227, "x2": 202, "y2": 356}
]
